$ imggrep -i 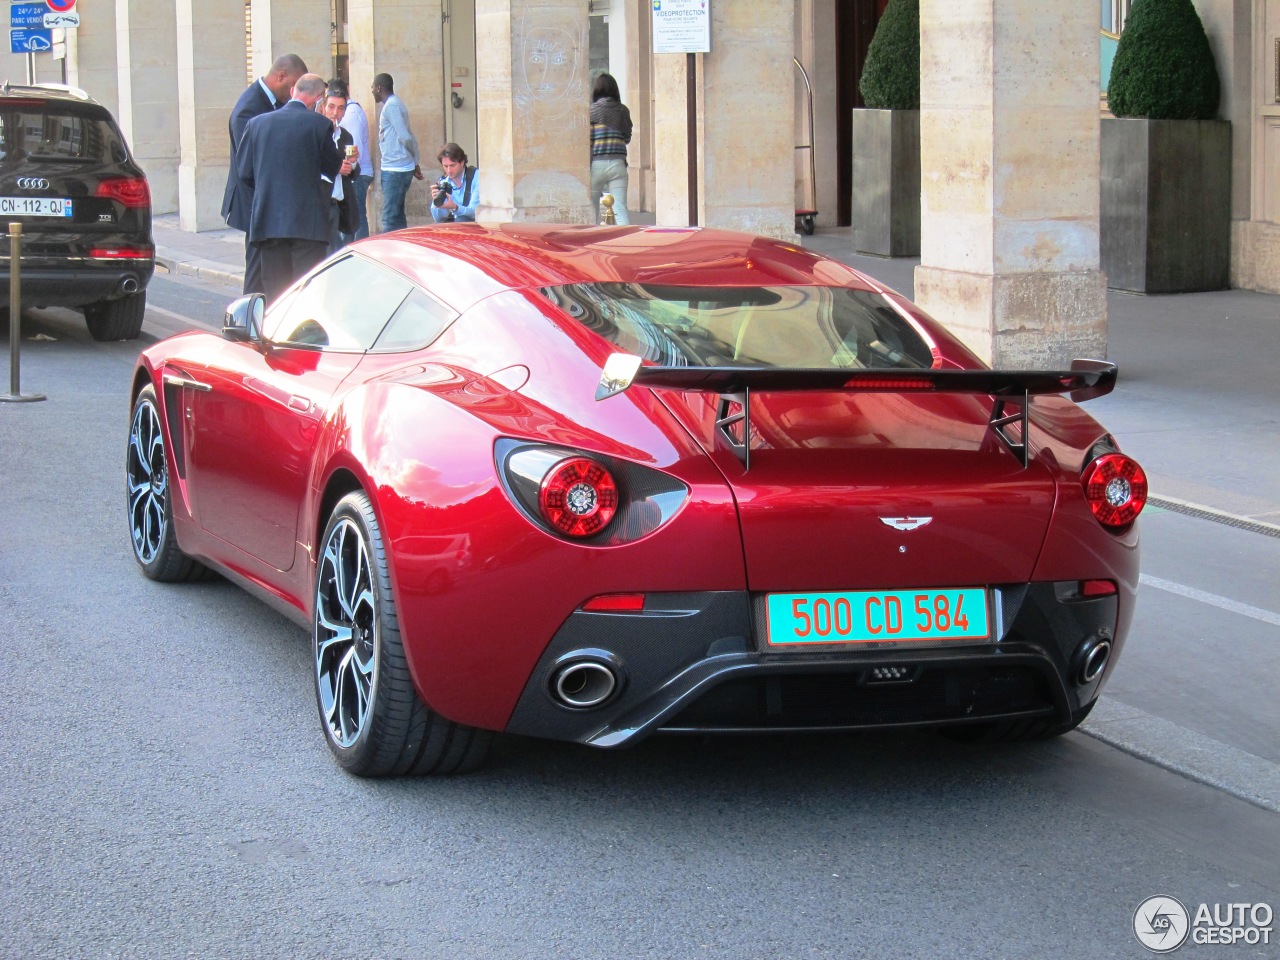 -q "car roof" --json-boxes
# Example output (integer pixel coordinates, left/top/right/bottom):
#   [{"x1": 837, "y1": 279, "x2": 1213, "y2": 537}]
[
  {"x1": 0, "y1": 82, "x2": 113, "y2": 117},
  {"x1": 349, "y1": 223, "x2": 880, "y2": 313}
]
